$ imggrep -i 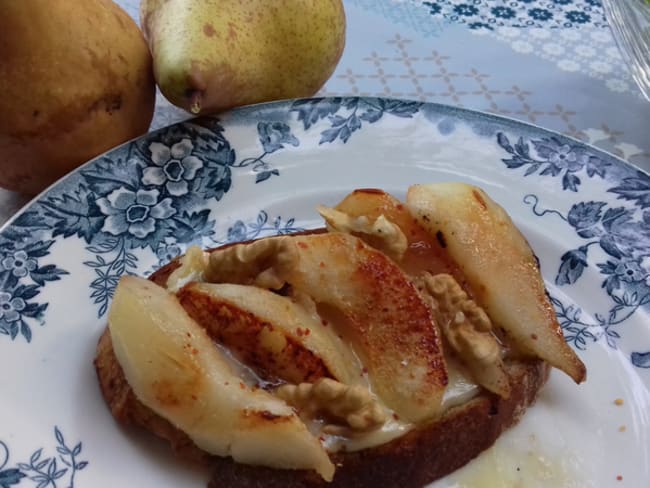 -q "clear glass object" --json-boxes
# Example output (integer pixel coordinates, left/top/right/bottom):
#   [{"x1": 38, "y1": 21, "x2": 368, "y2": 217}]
[{"x1": 602, "y1": 0, "x2": 650, "y2": 101}]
